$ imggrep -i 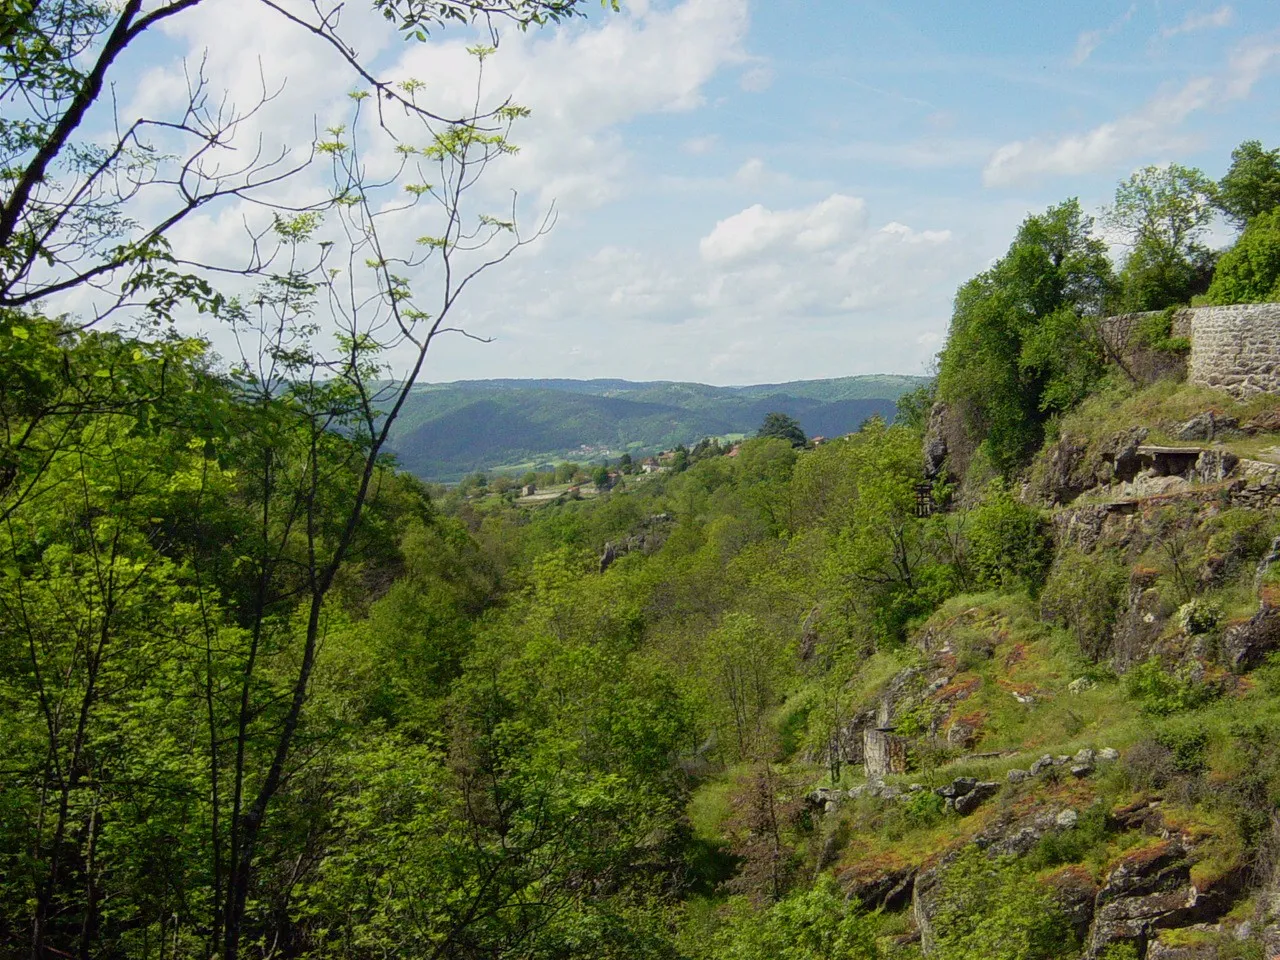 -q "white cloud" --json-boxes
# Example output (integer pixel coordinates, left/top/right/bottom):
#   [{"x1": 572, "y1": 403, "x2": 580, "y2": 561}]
[
  {"x1": 739, "y1": 63, "x2": 774, "y2": 92},
  {"x1": 1160, "y1": 5, "x2": 1233, "y2": 39},
  {"x1": 699, "y1": 194, "x2": 867, "y2": 263},
  {"x1": 683, "y1": 134, "x2": 719, "y2": 155},
  {"x1": 984, "y1": 37, "x2": 1278, "y2": 186},
  {"x1": 1070, "y1": 5, "x2": 1135, "y2": 66}
]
